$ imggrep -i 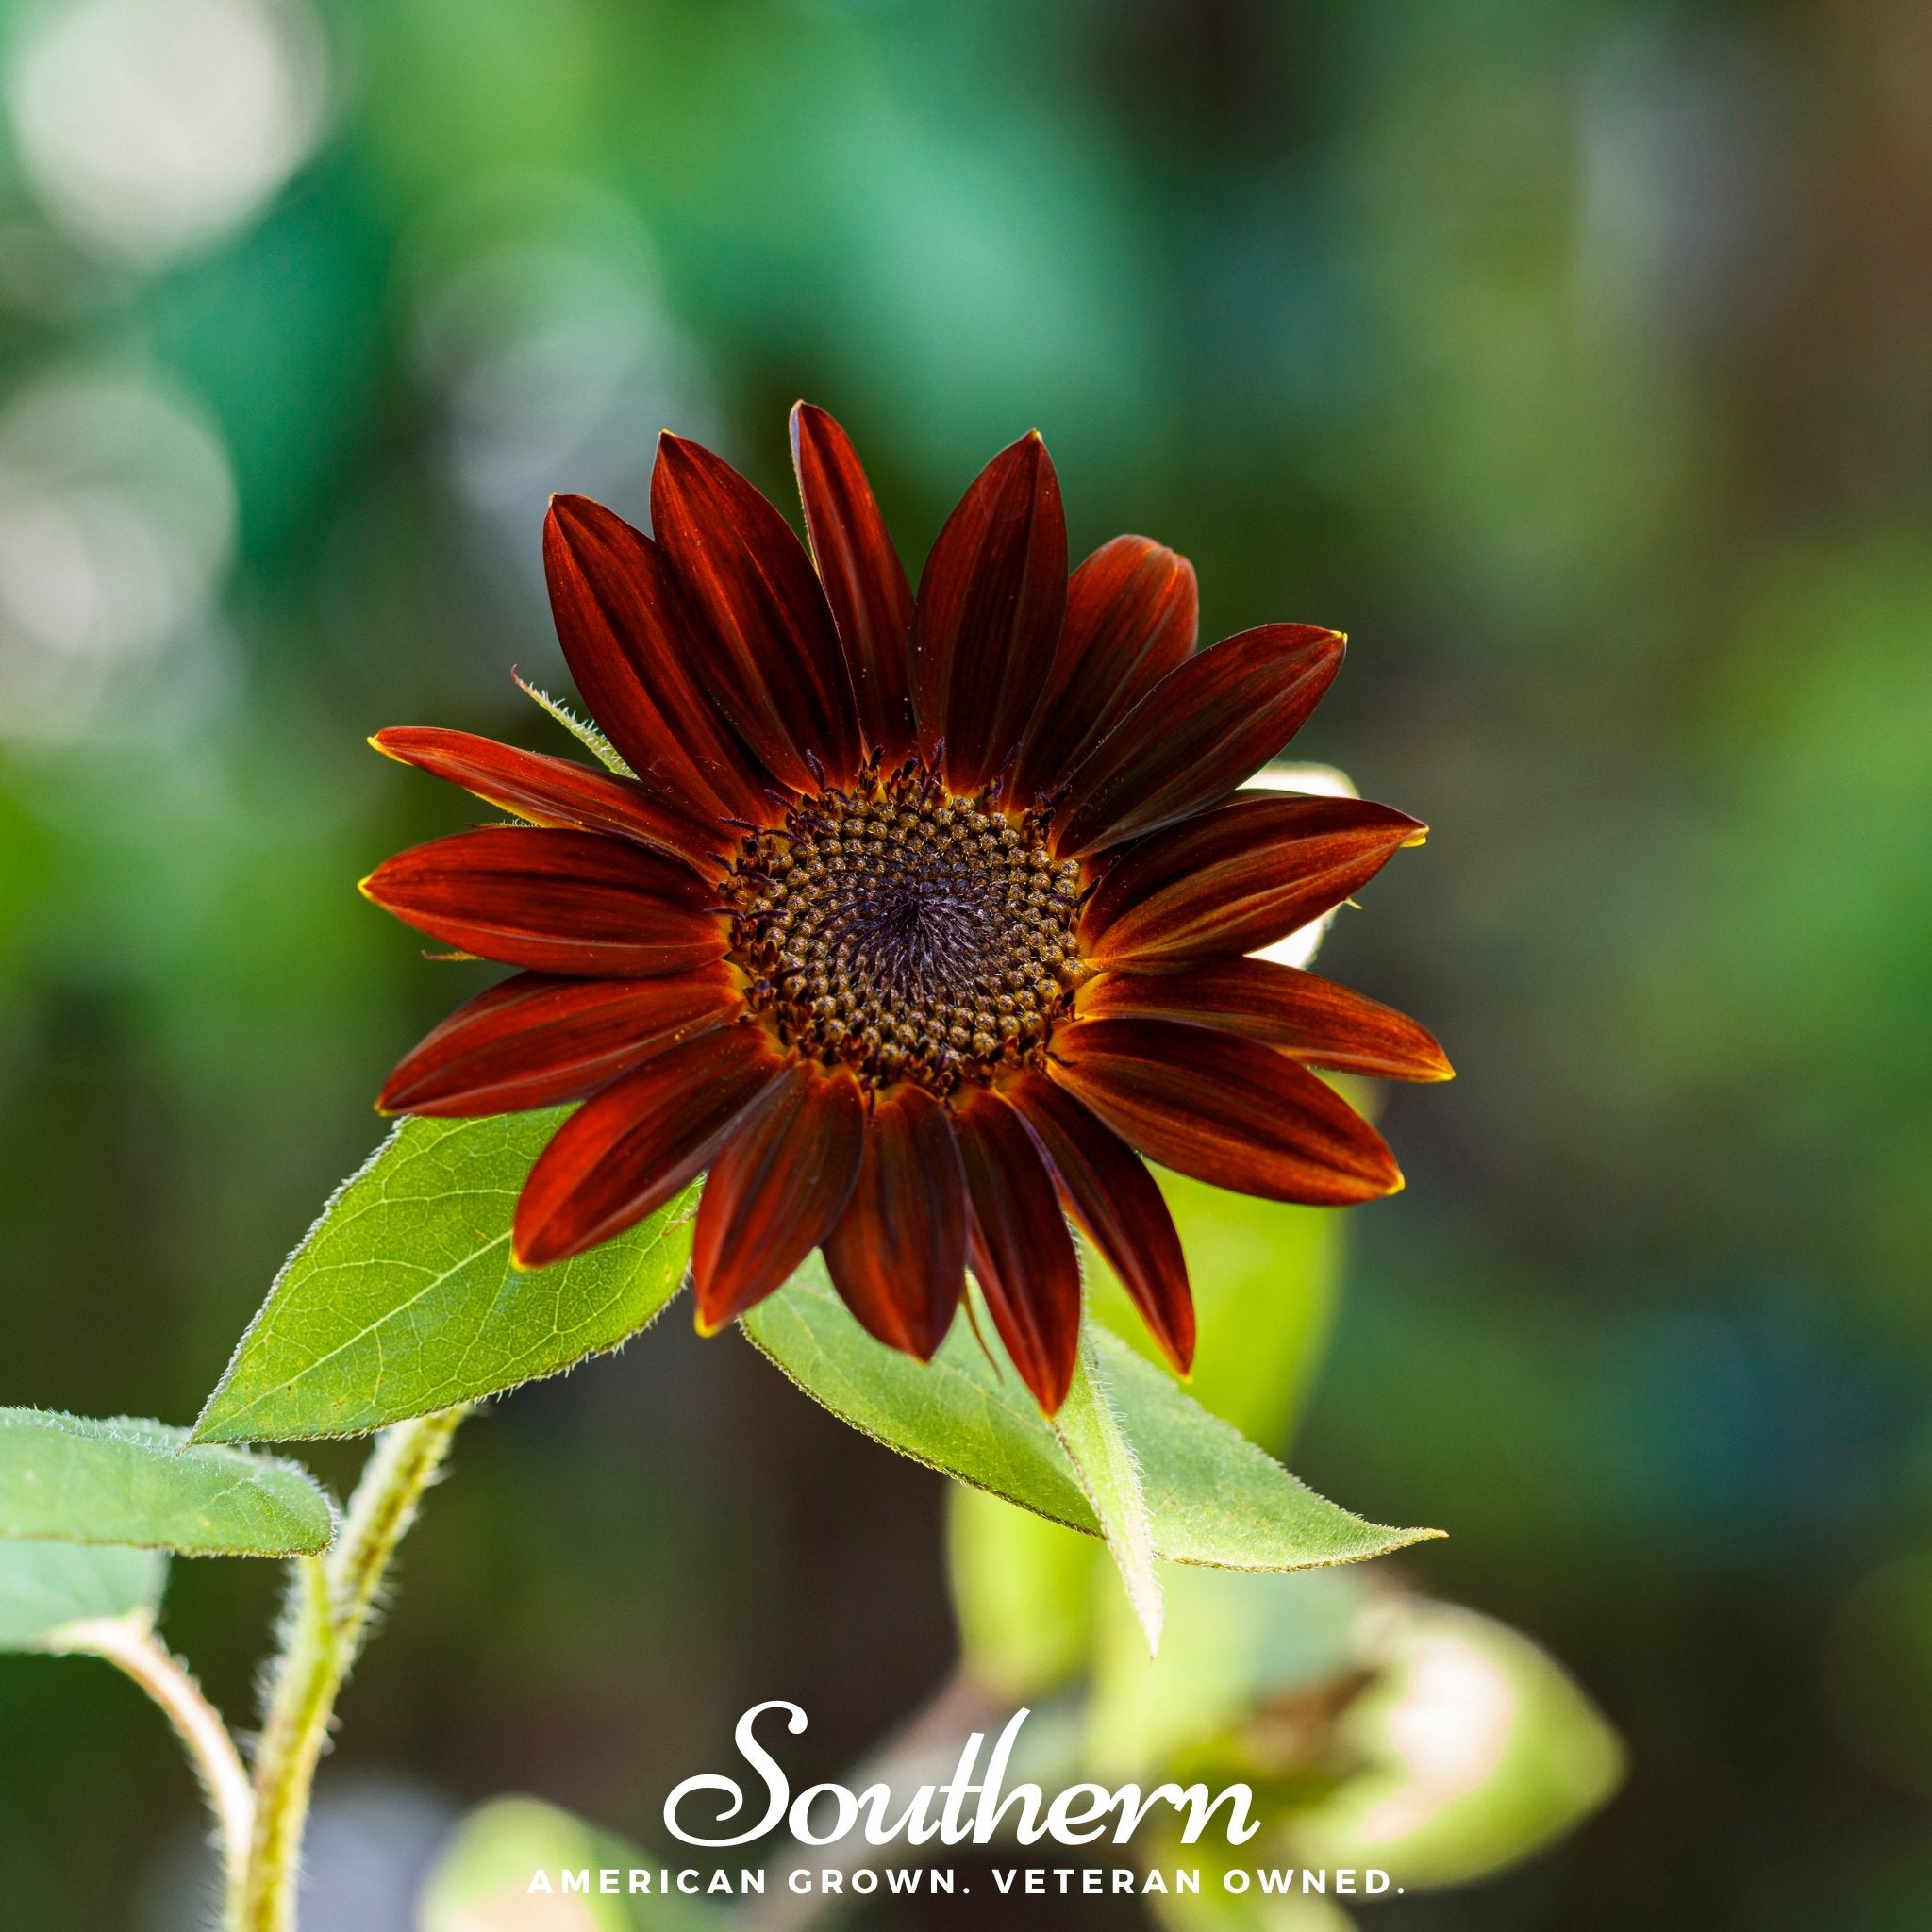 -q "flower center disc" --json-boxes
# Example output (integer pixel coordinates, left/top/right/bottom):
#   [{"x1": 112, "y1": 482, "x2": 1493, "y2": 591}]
[{"x1": 724, "y1": 761, "x2": 1085, "y2": 1094}]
